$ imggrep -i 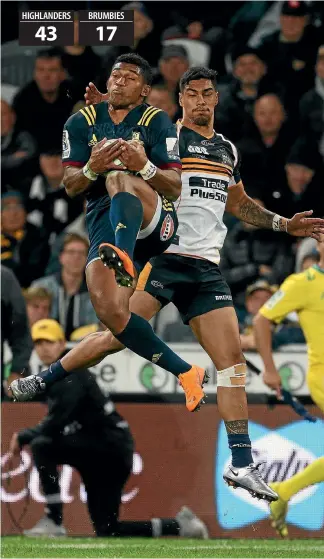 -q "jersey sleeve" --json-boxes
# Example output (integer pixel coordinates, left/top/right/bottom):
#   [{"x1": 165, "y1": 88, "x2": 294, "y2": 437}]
[
  {"x1": 148, "y1": 111, "x2": 181, "y2": 170},
  {"x1": 62, "y1": 112, "x2": 91, "y2": 168},
  {"x1": 228, "y1": 144, "x2": 242, "y2": 188},
  {"x1": 259, "y1": 273, "x2": 307, "y2": 324}
]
